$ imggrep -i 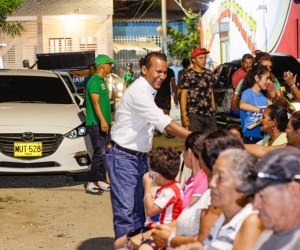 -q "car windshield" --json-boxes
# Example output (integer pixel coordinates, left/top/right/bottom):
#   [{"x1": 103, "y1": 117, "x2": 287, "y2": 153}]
[
  {"x1": 60, "y1": 74, "x2": 76, "y2": 93},
  {"x1": 0, "y1": 76, "x2": 73, "y2": 104}
]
